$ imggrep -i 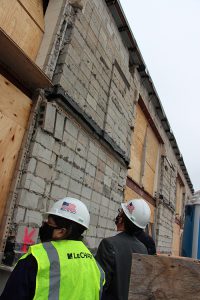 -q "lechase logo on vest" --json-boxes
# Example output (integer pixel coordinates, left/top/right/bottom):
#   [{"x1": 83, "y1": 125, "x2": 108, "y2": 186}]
[{"x1": 67, "y1": 252, "x2": 93, "y2": 259}]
